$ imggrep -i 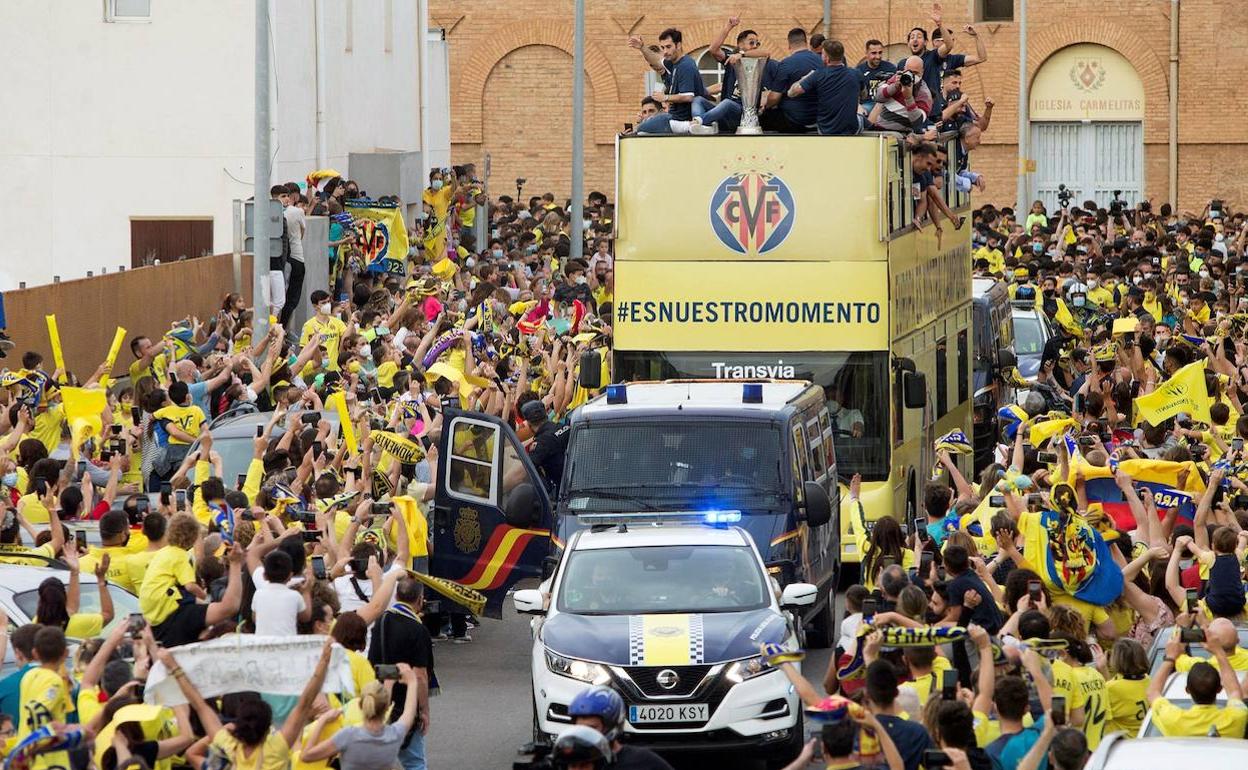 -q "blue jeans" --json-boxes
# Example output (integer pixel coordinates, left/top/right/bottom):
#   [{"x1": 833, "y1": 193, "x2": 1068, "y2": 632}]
[
  {"x1": 635, "y1": 96, "x2": 716, "y2": 133},
  {"x1": 700, "y1": 98, "x2": 743, "y2": 131},
  {"x1": 398, "y1": 732, "x2": 427, "y2": 770}
]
